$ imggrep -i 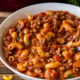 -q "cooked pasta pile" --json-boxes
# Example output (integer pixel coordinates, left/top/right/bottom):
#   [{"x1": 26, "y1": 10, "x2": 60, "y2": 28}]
[{"x1": 3, "y1": 11, "x2": 80, "y2": 80}]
